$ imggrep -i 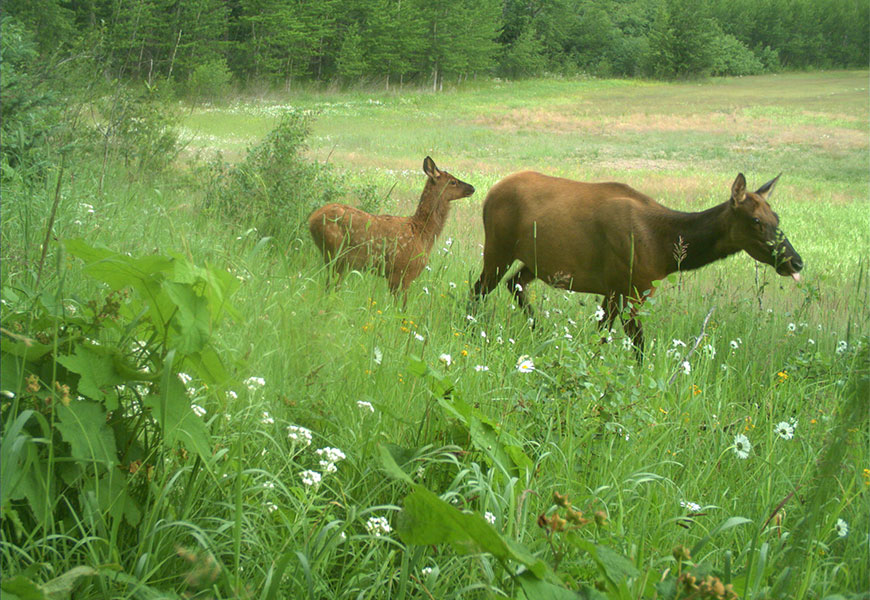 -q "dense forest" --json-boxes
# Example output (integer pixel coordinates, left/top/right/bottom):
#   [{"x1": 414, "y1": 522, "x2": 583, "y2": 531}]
[{"x1": 3, "y1": 0, "x2": 868, "y2": 95}]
